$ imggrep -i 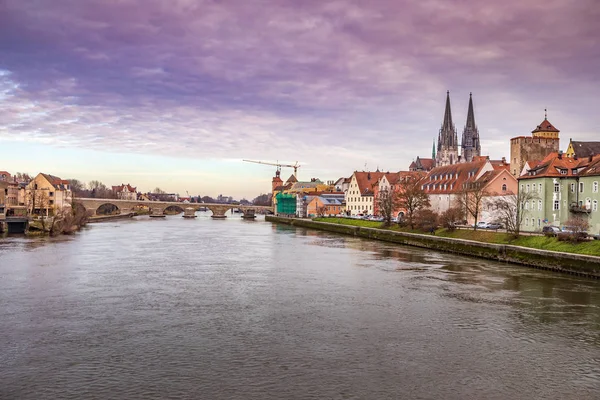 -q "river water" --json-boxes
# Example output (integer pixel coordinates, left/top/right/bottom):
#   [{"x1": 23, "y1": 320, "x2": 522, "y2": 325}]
[{"x1": 0, "y1": 214, "x2": 599, "y2": 399}]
